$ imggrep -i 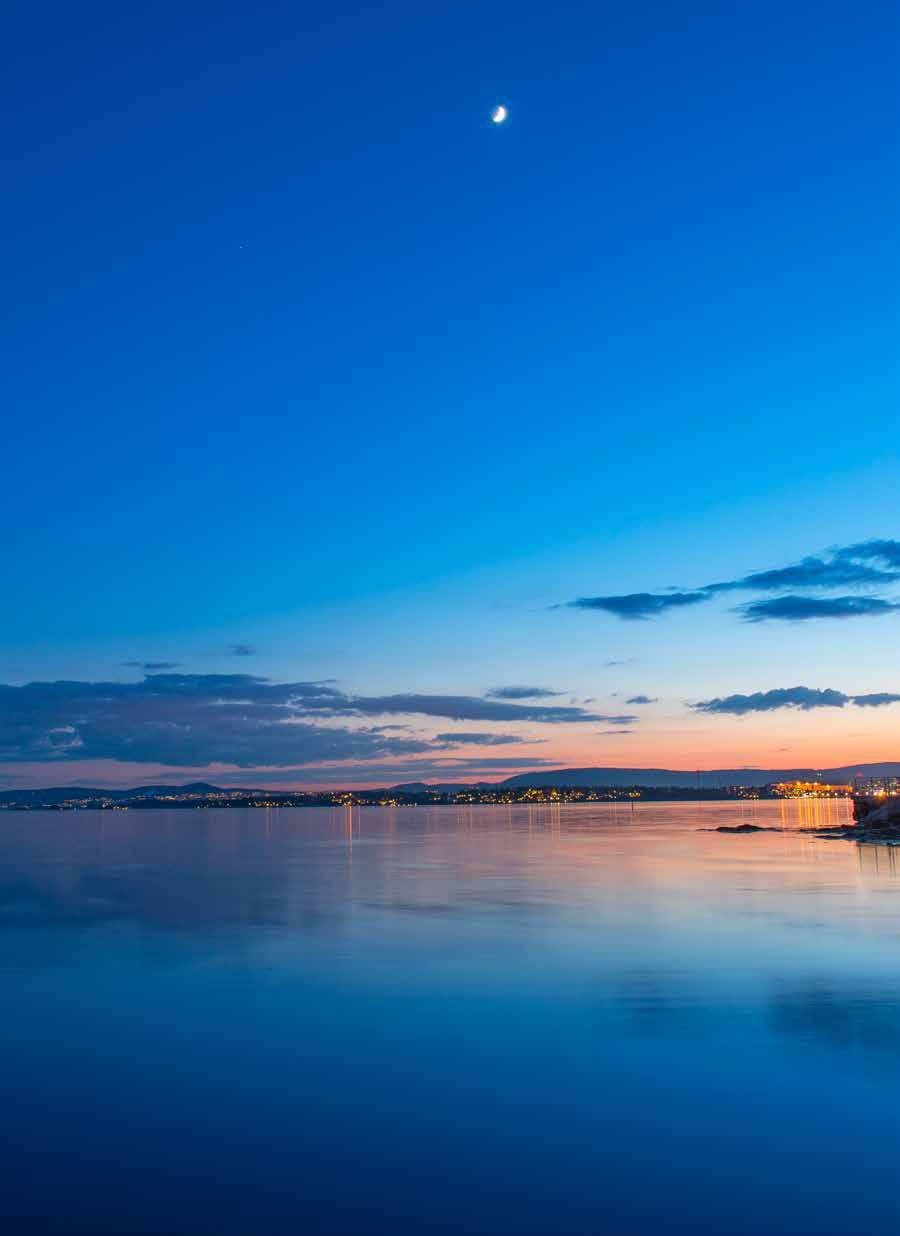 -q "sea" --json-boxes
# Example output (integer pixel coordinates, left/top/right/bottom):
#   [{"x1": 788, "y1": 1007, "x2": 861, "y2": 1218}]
[{"x1": 1, "y1": 799, "x2": 899, "y2": 1235}]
